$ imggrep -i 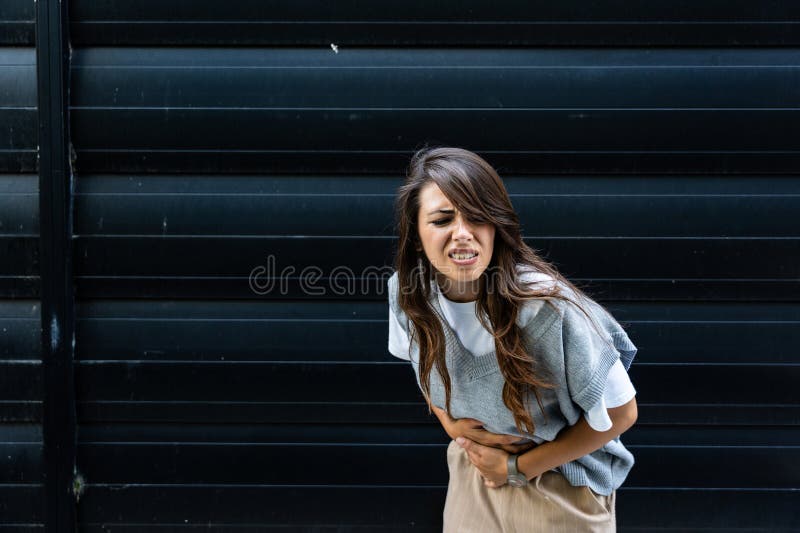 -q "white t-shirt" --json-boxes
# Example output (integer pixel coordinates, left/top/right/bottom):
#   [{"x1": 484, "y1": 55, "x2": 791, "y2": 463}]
[{"x1": 388, "y1": 271, "x2": 636, "y2": 435}]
